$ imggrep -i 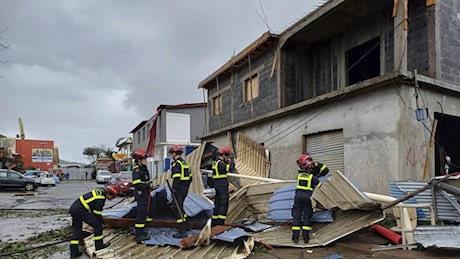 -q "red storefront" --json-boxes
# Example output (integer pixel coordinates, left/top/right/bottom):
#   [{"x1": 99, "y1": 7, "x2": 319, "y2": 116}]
[{"x1": 15, "y1": 139, "x2": 56, "y2": 171}]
